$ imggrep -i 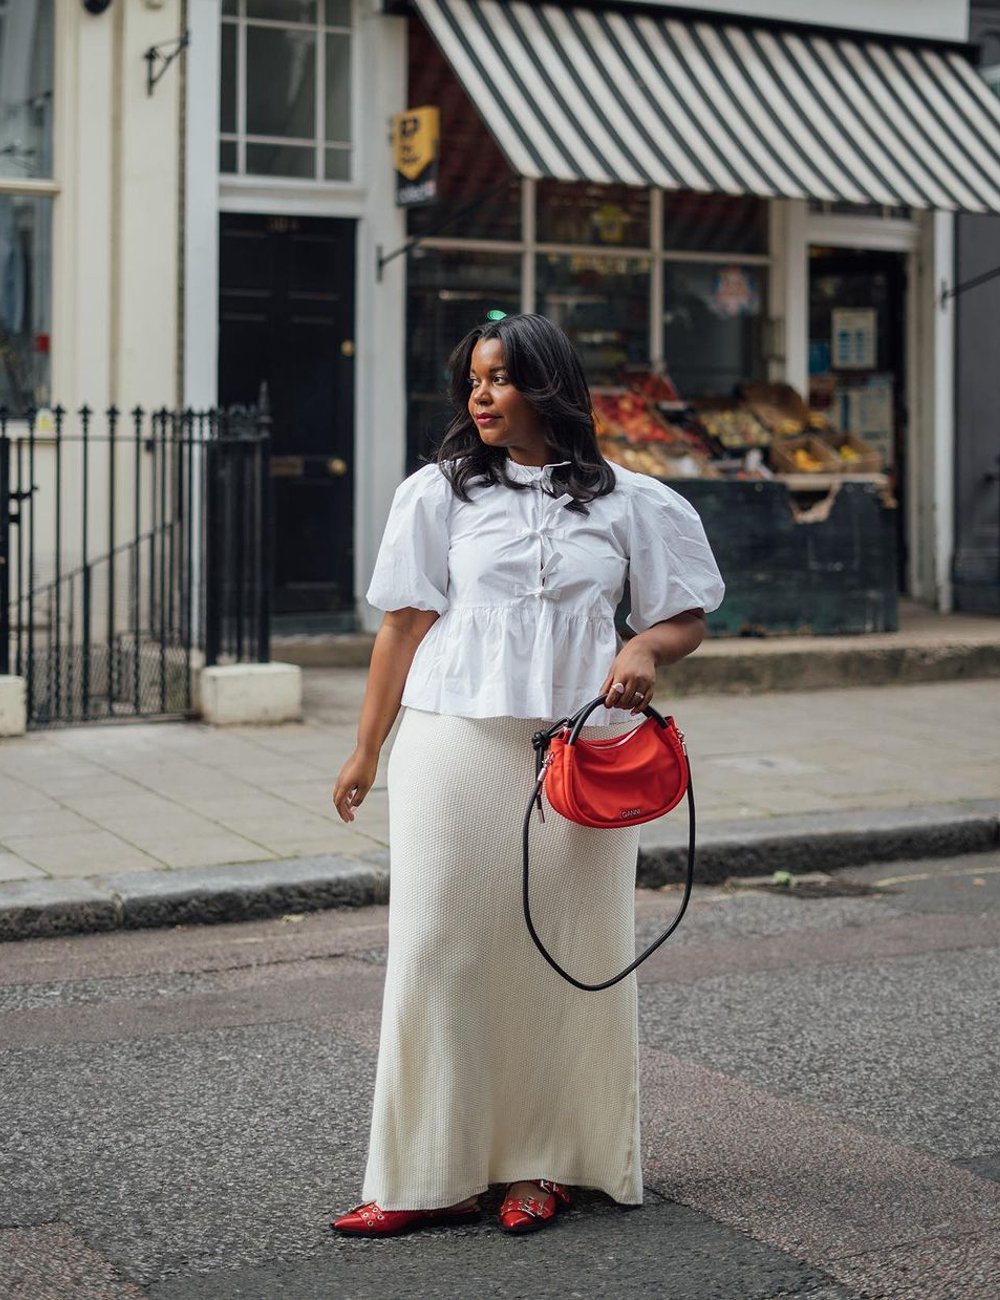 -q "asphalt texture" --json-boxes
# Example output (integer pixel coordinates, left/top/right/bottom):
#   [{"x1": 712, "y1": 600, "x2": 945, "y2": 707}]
[{"x1": 1, "y1": 852, "x2": 998, "y2": 1299}]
